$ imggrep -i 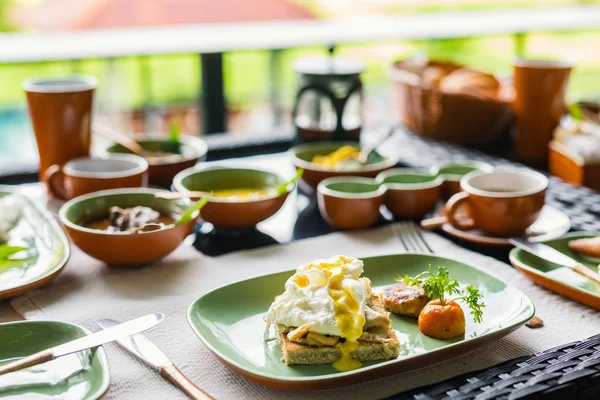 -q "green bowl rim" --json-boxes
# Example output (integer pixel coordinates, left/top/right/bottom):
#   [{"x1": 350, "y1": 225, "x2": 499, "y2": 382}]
[
  {"x1": 0, "y1": 186, "x2": 71, "y2": 295},
  {"x1": 434, "y1": 161, "x2": 494, "y2": 181},
  {"x1": 172, "y1": 166, "x2": 292, "y2": 204},
  {"x1": 377, "y1": 167, "x2": 443, "y2": 190},
  {"x1": 186, "y1": 252, "x2": 535, "y2": 383},
  {"x1": 288, "y1": 141, "x2": 398, "y2": 173},
  {"x1": 508, "y1": 231, "x2": 600, "y2": 300},
  {"x1": 0, "y1": 319, "x2": 111, "y2": 399},
  {"x1": 95, "y1": 133, "x2": 208, "y2": 165},
  {"x1": 317, "y1": 176, "x2": 386, "y2": 199},
  {"x1": 58, "y1": 187, "x2": 192, "y2": 236}
]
